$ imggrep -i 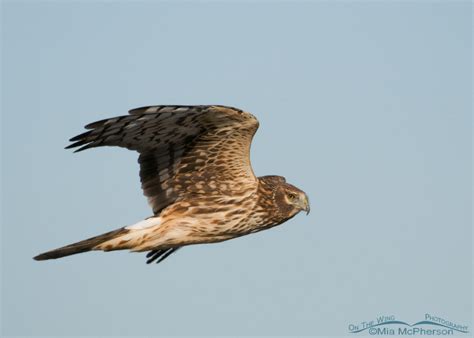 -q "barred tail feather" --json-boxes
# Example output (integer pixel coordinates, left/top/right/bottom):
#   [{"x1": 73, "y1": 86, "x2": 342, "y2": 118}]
[{"x1": 33, "y1": 228, "x2": 129, "y2": 261}]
